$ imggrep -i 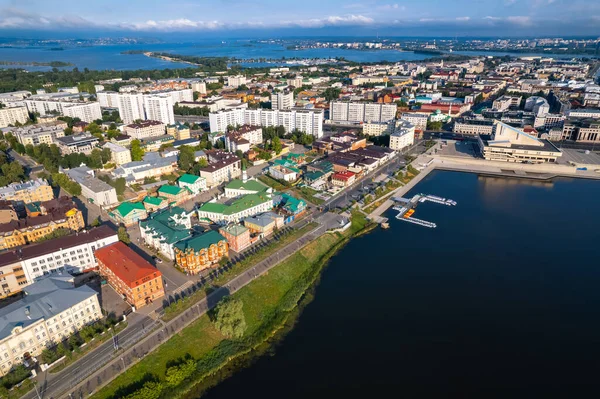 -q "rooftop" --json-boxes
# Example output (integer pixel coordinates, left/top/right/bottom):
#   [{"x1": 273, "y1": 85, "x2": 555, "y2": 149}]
[
  {"x1": 95, "y1": 242, "x2": 161, "y2": 287},
  {"x1": 173, "y1": 230, "x2": 226, "y2": 253}
]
